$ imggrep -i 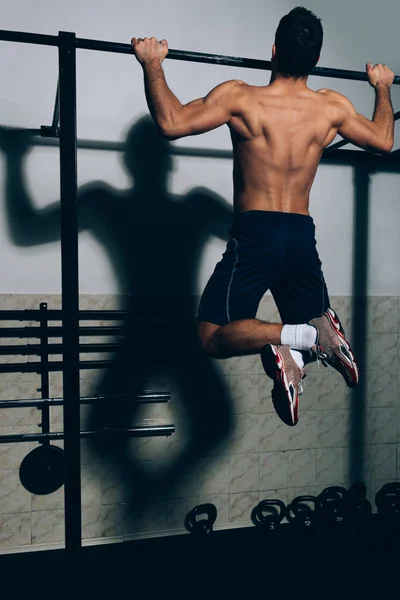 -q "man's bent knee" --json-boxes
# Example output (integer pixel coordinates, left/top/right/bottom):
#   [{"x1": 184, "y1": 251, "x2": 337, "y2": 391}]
[{"x1": 197, "y1": 321, "x2": 221, "y2": 358}]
